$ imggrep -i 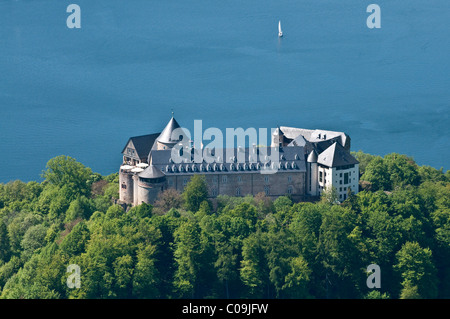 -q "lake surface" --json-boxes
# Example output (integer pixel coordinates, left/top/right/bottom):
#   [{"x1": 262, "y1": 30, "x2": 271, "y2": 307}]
[{"x1": 0, "y1": 0, "x2": 448, "y2": 183}]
